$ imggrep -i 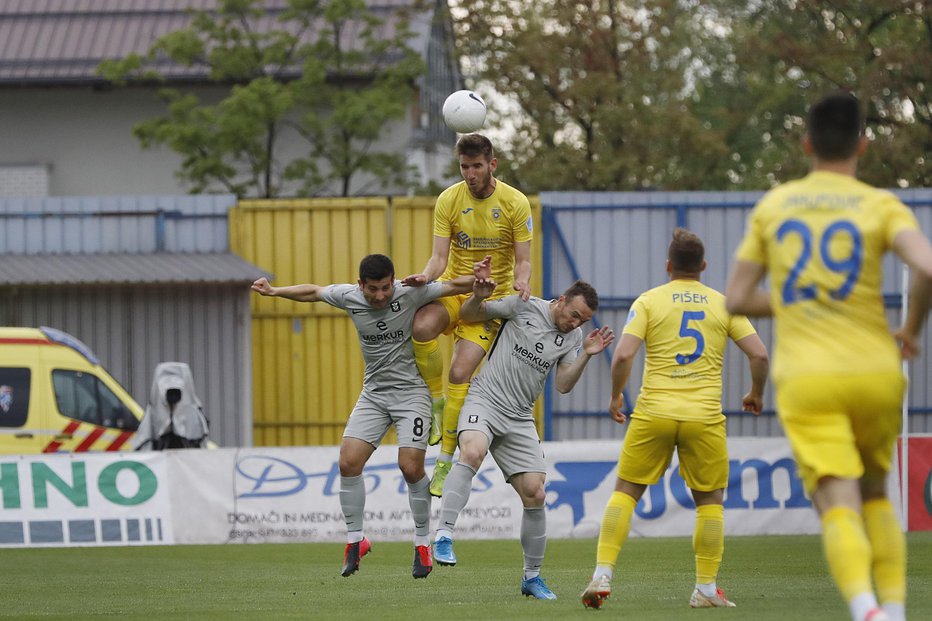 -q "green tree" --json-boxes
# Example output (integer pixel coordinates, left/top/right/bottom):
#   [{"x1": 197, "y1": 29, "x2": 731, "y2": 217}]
[
  {"x1": 722, "y1": 0, "x2": 932, "y2": 188},
  {"x1": 99, "y1": 0, "x2": 425, "y2": 197},
  {"x1": 454, "y1": 0, "x2": 930, "y2": 191},
  {"x1": 455, "y1": 0, "x2": 731, "y2": 192}
]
